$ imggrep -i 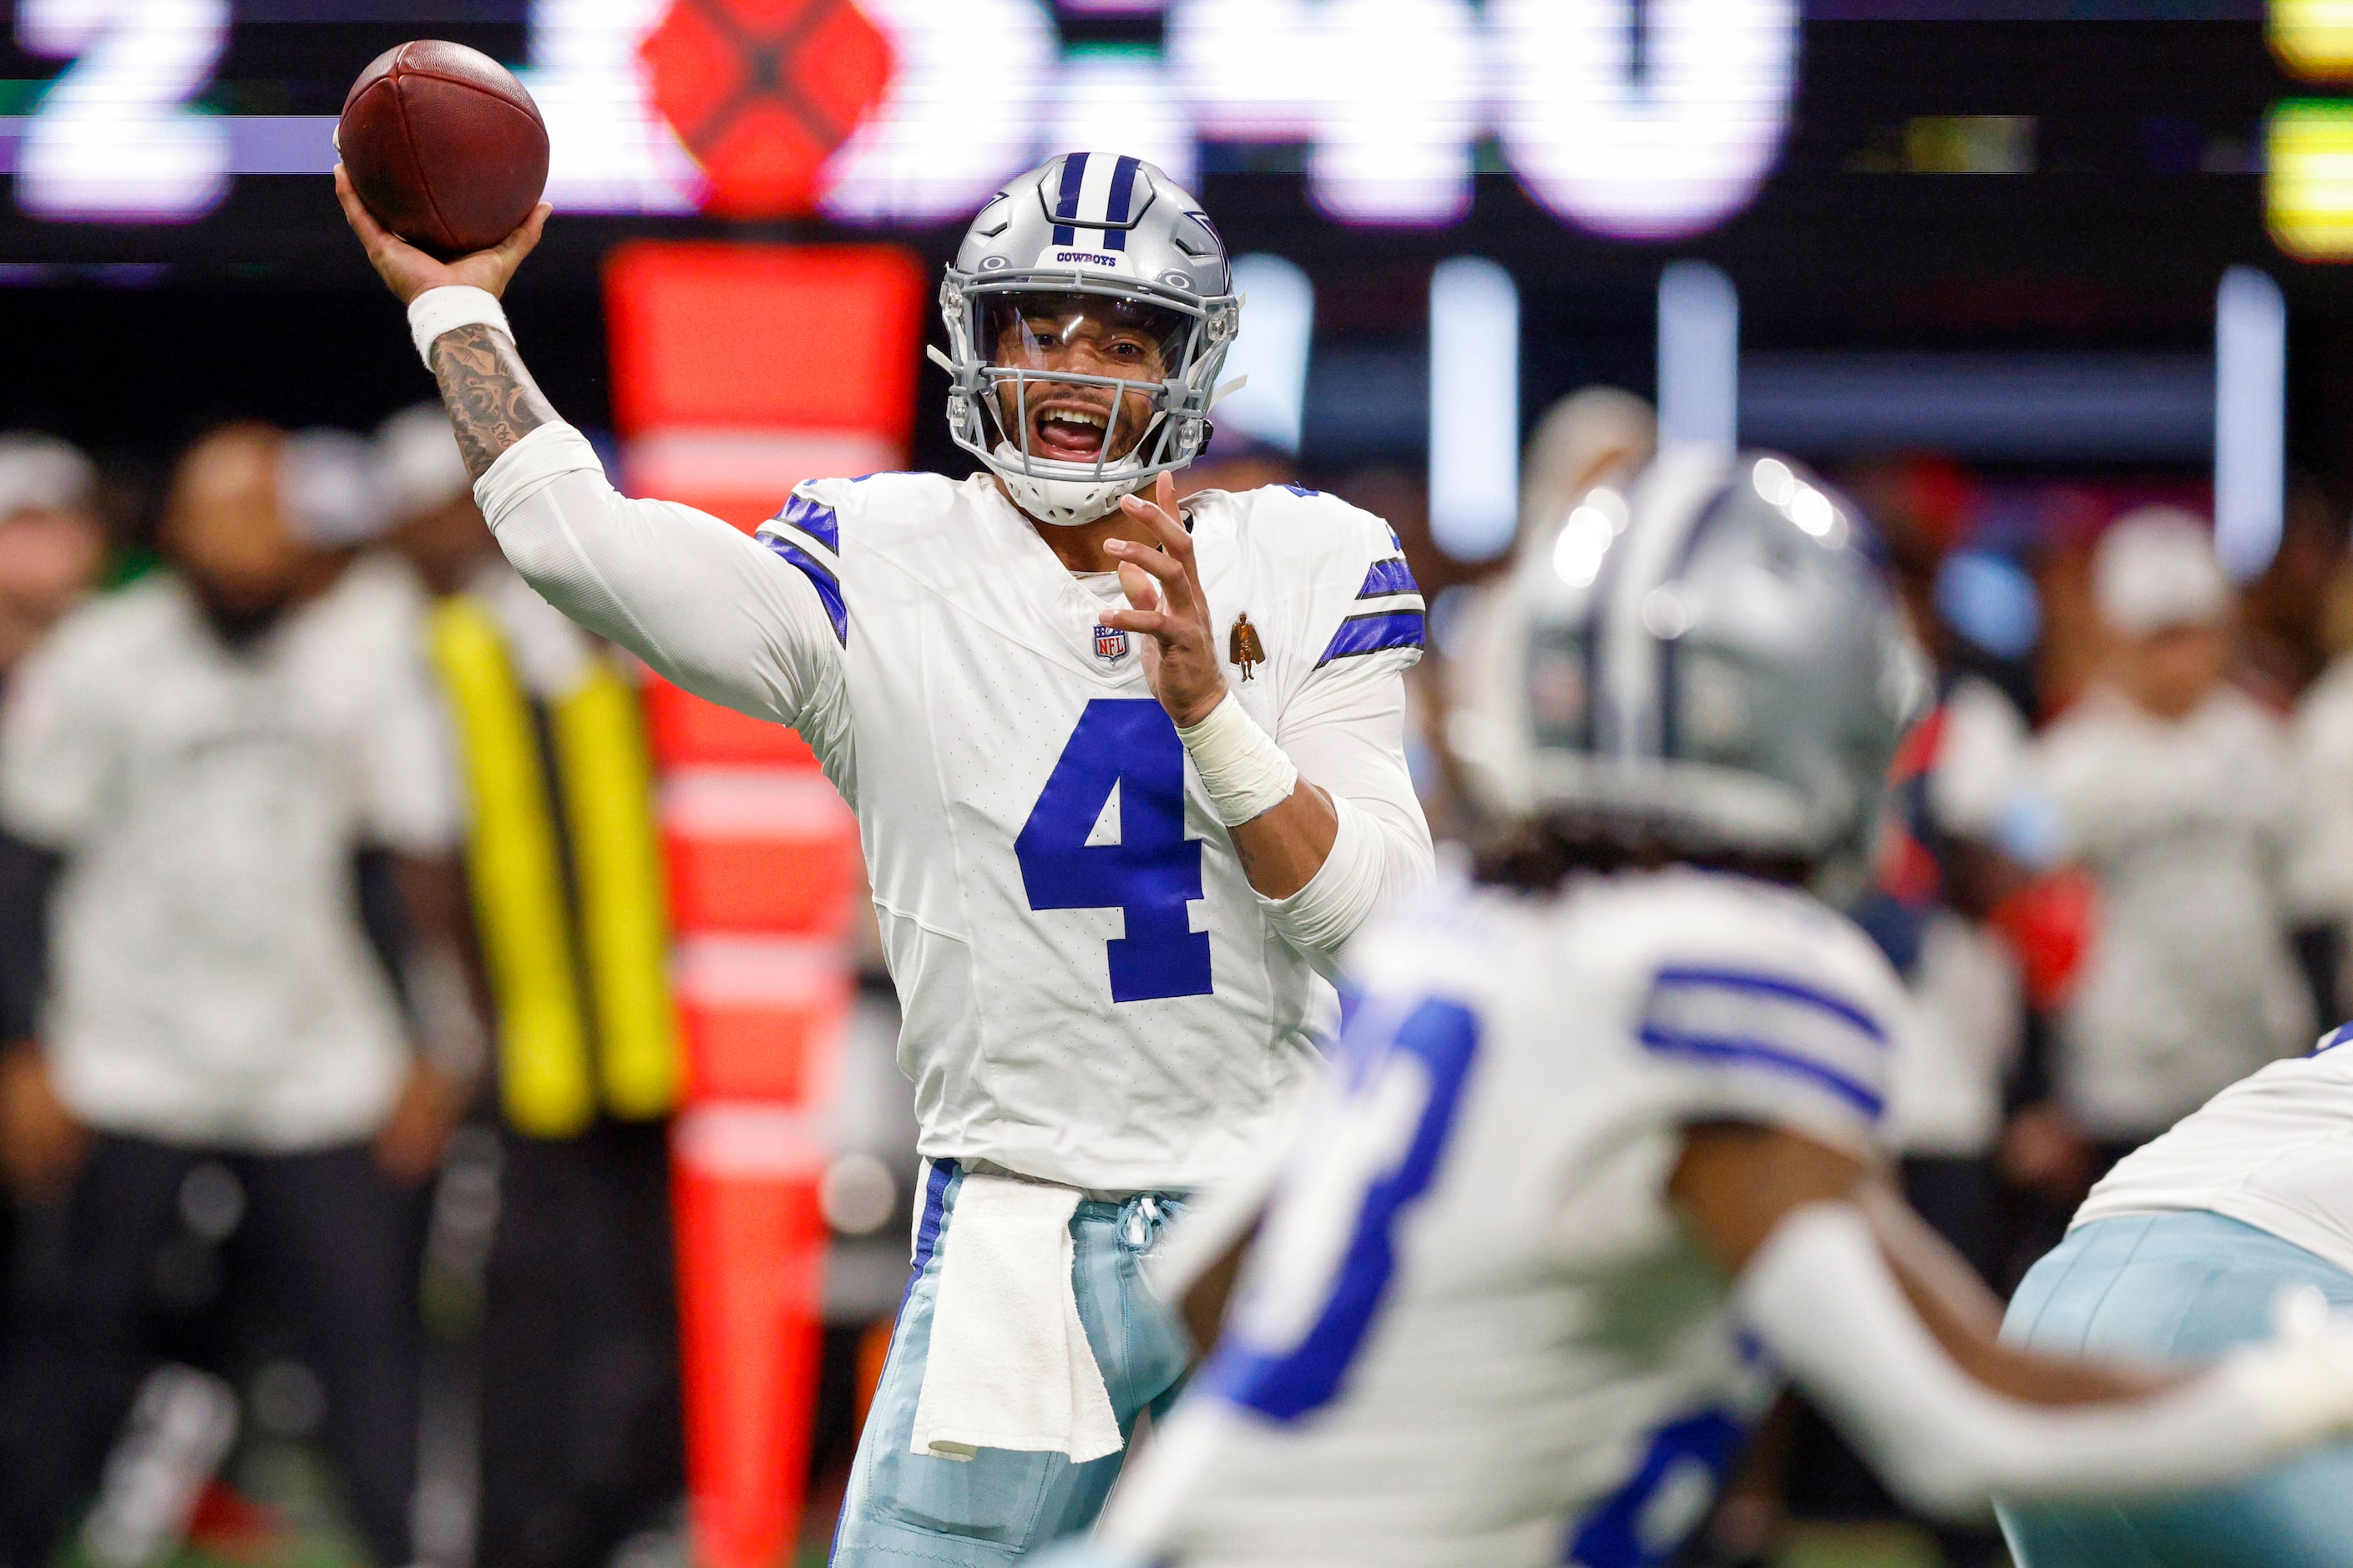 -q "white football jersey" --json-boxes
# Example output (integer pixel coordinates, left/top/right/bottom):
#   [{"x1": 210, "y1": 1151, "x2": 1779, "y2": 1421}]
[
  {"x1": 2075, "y1": 1023, "x2": 2353, "y2": 1279},
  {"x1": 475, "y1": 427, "x2": 1431, "y2": 1194},
  {"x1": 1156, "y1": 865, "x2": 1907, "y2": 1568}
]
